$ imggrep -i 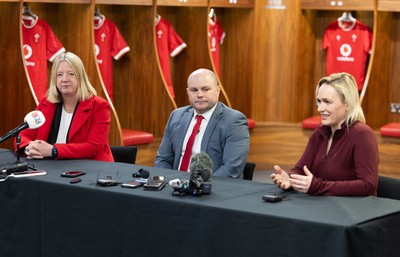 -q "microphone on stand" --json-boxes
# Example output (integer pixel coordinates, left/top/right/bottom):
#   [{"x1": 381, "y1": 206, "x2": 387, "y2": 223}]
[
  {"x1": 0, "y1": 110, "x2": 46, "y2": 143},
  {"x1": 0, "y1": 111, "x2": 46, "y2": 174},
  {"x1": 188, "y1": 152, "x2": 213, "y2": 195},
  {"x1": 170, "y1": 152, "x2": 213, "y2": 196}
]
